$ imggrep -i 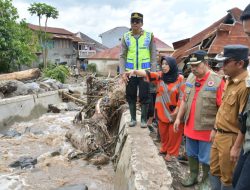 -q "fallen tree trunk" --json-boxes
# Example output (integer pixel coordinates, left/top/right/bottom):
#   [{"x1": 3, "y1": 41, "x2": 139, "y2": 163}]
[
  {"x1": 61, "y1": 91, "x2": 86, "y2": 105},
  {"x1": 0, "y1": 69, "x2": 41, "y2": 81},
  {"x1": 66, "y1": 75, "x2": 126, "y2": 164}
]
